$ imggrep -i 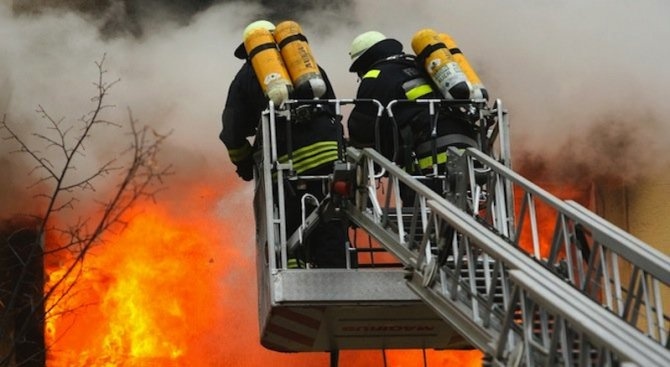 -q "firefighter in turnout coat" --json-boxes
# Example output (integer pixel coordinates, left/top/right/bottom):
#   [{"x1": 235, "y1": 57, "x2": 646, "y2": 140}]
[
  {"x1": 220, "y1": 20, "x2": 349, "y2": 268},
  {"x1": 347, "y1": 31, "x2": 478, "y2": 201}
]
